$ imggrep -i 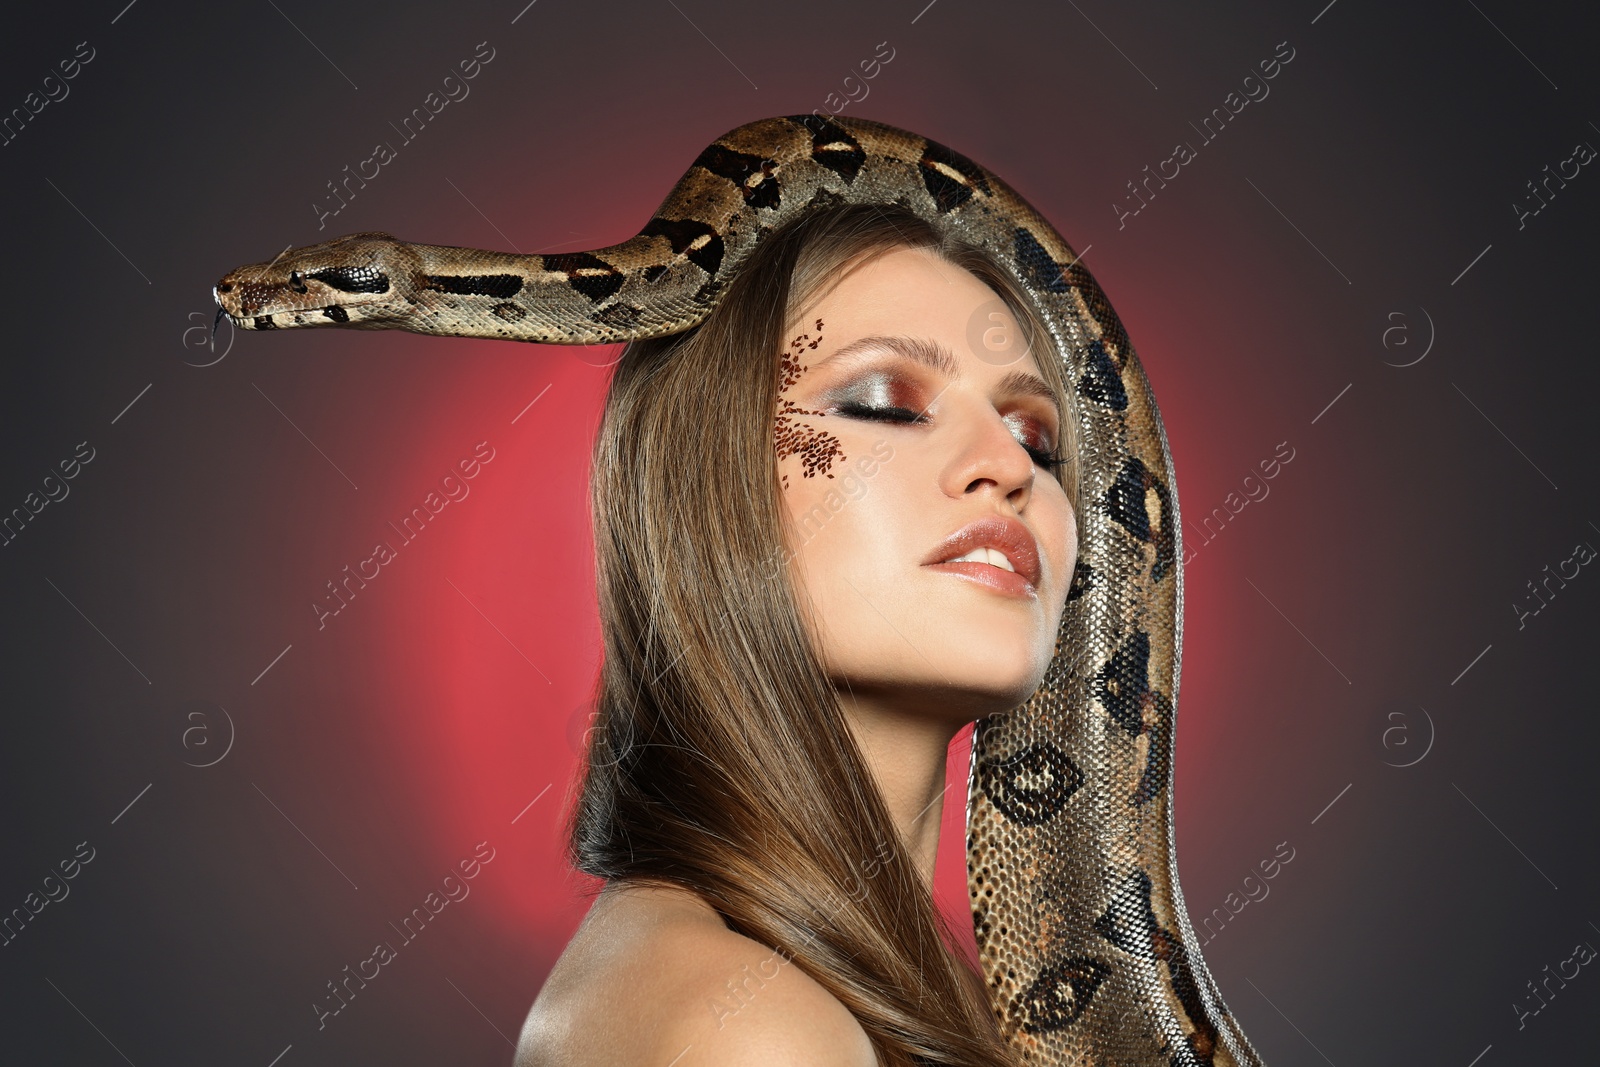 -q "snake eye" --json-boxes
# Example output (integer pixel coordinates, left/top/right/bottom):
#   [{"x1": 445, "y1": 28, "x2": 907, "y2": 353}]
[{"x1": 288, "y1": 270, "x2": 307, "y2": 293}]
